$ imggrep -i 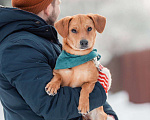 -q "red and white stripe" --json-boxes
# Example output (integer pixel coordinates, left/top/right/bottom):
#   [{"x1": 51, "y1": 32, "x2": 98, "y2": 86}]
[{"x1": 97, "y1": 64, "x2": 111, "y2": 93}]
